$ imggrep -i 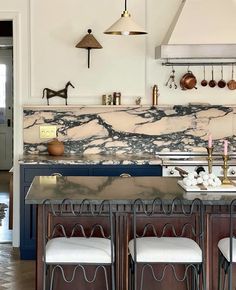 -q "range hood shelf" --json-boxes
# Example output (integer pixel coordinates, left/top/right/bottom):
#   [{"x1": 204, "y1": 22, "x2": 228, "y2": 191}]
[
  {"x1": 162, "y1": 61, "x2": 236, "y2": 67},
  {"x1": 156, "y1": 44, "x2": 236, "y2": 61}
]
